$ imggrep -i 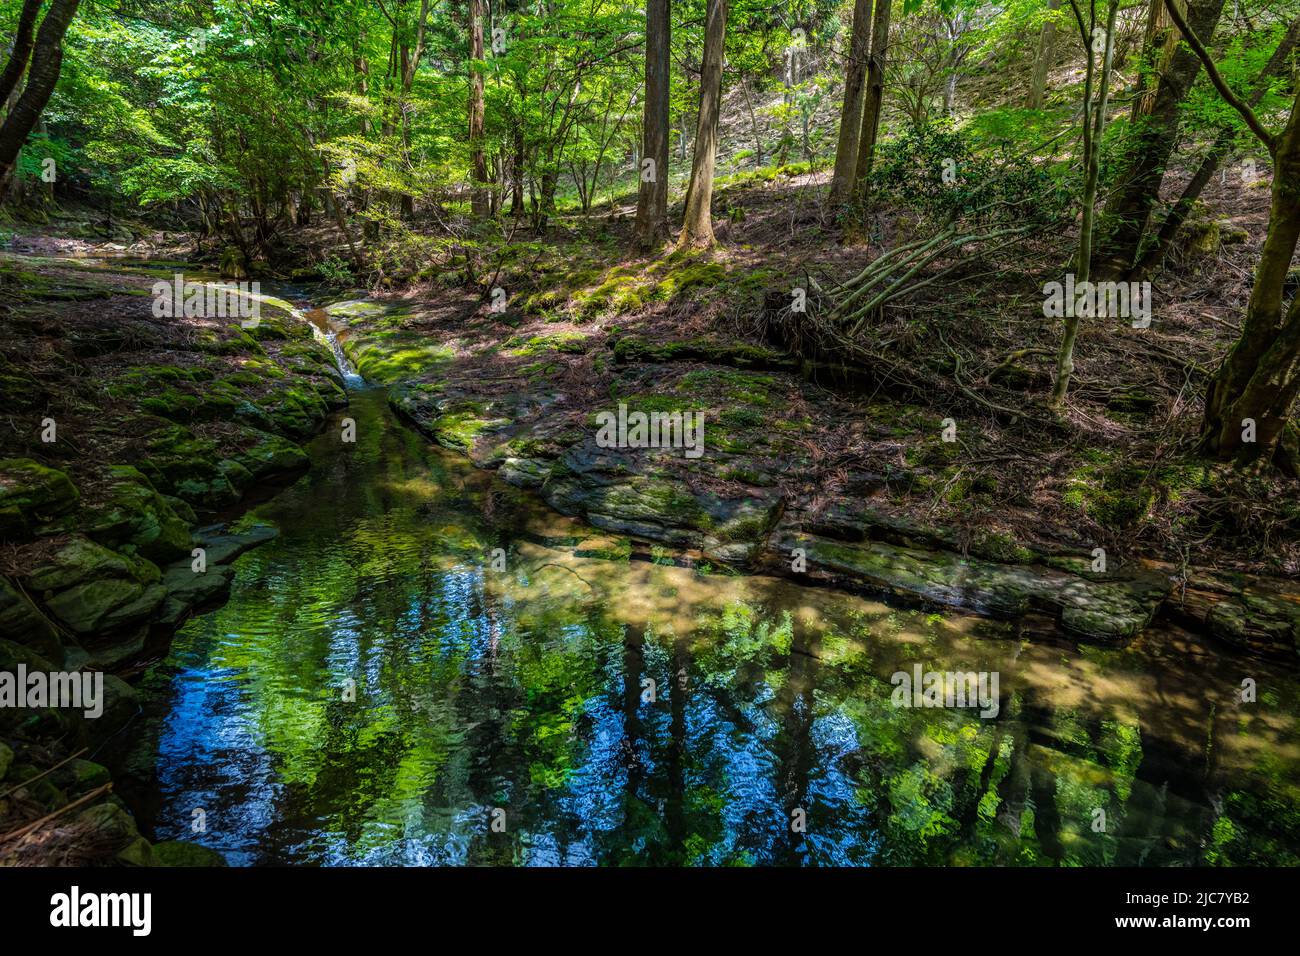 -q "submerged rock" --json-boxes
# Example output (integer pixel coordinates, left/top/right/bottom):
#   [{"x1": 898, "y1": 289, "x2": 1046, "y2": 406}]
[{"x1": 152, "y1": 840, "x2": 228, "y2": 867}]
